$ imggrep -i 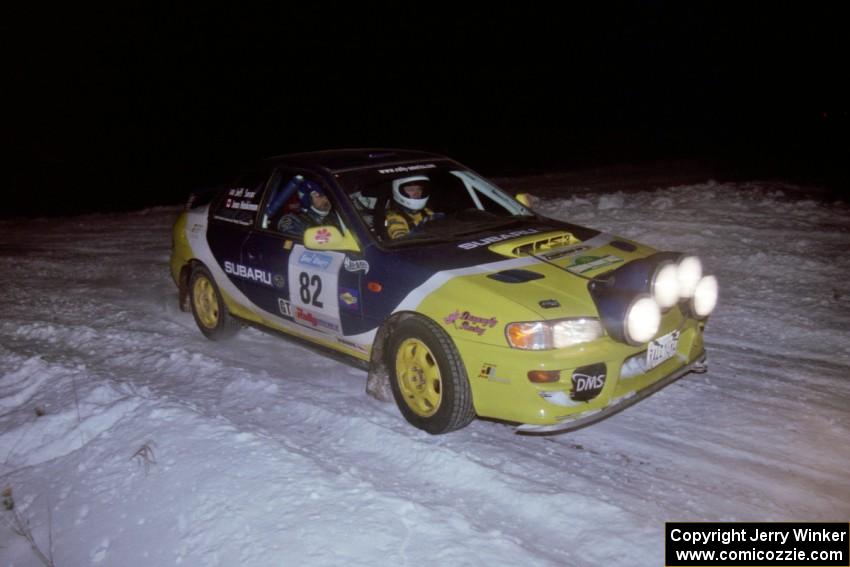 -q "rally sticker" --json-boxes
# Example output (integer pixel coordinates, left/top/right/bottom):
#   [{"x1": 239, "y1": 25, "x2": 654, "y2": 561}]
[
  {"x1": 314, "y1": 228, "x2": 332, "y2": 245},
  {"x1": 298, "y1": 251, "x2": 333, "y2": 270},
  {"x1": 443, "y1": 310, "x2": 499, "y2": 336},
  {"x1": 278, "y1": 298, "x2": 293, "y2": 317},
  {"x1": 344, "y1": 256, "x2": 370, "y2": 274},
  {"x1": 478, "y1": 363, "x2": 510, "y2": 384},
  {"x1": 295, "y1": 306, "x2": 340, "y2": 332},
  {"x1": 339, "y1": 287, "x2": 360, "y2": 310},
  {"x1": 224, "y1": 261, "x2": 274, "y2": 287},
  {"x1": 565, "y1": 255, "x2": 623, "y2": 274}
]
